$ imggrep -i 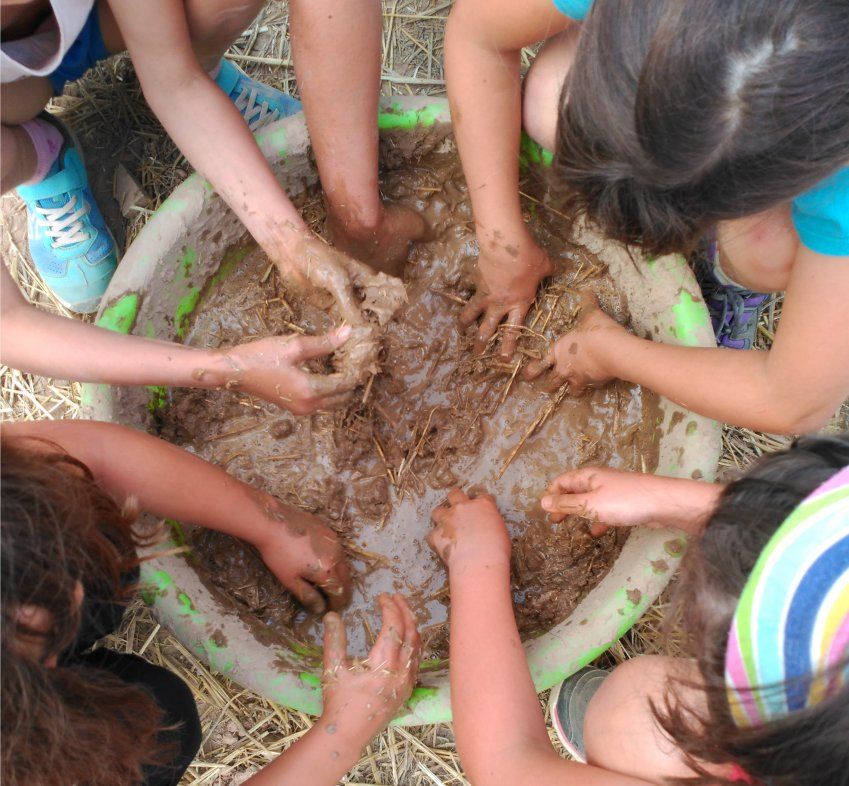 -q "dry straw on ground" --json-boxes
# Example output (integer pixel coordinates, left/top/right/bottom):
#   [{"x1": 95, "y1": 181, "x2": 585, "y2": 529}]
[{"x1": 1, "y1": 3, "x2": 847, "y2": 785}]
